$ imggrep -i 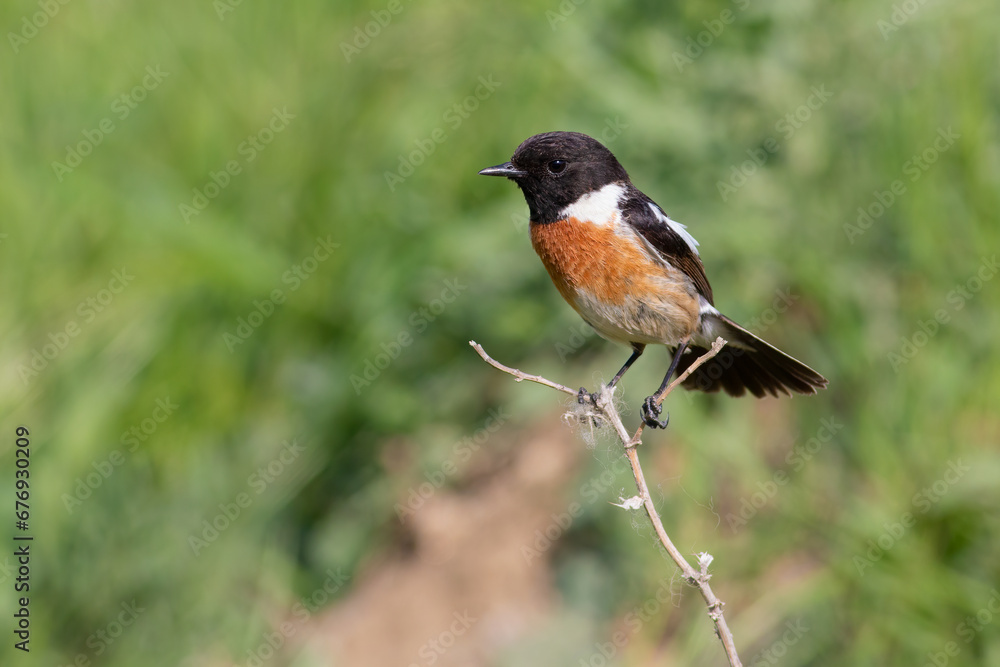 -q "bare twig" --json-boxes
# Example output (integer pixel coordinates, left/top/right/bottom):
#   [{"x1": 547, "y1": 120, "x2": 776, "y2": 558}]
[
  {"x1": 470, "y1": 341, "x2": 577, "y2": 395},
  {"x1": 469, "y1": 337, "x2": 742, "y2": 667}
]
